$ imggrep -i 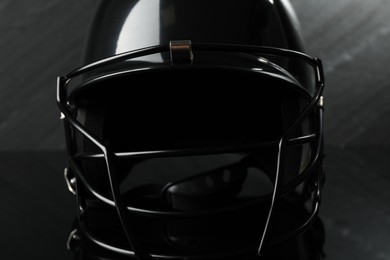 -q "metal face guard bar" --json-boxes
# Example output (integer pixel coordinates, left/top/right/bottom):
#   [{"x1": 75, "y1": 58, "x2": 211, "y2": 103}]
[{"x1": 57, "y1": 42, "x2": 325, "y2": 259}]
